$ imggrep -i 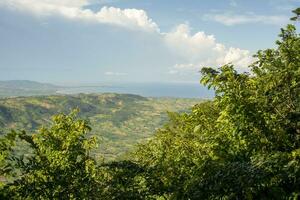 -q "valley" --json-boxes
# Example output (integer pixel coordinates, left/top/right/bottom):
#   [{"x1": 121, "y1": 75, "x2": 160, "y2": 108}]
[{"x1": 0, "y1": 93, "x2": 200, "y2": 160}]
